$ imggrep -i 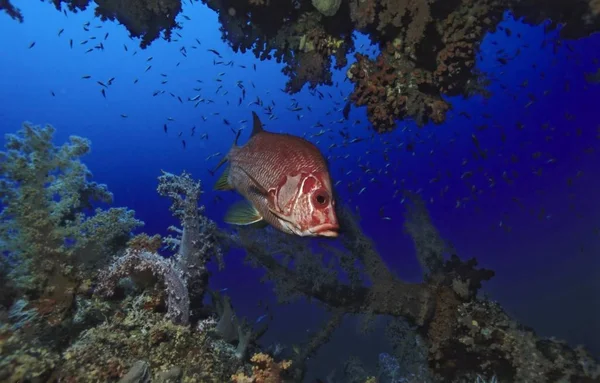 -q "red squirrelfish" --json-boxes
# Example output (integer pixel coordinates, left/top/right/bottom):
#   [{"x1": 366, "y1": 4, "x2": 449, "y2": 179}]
[{"x1": 214, "y1": 112, "x2": 339, "y2": 237}]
